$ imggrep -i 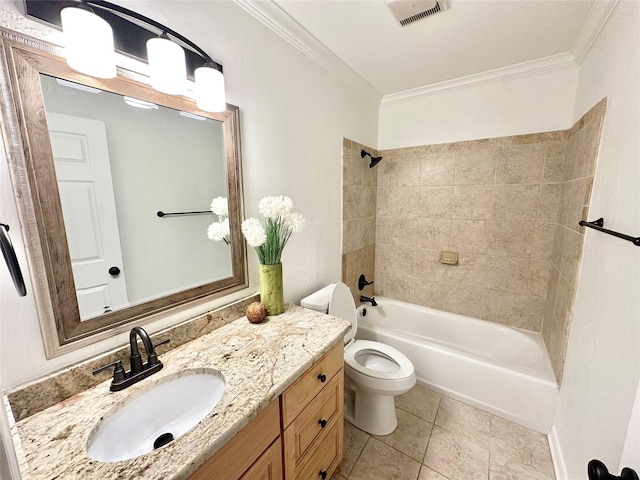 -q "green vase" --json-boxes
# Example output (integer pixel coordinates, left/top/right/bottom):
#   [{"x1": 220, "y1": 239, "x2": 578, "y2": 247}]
[{"x1": 259, "y1": 263, "x2": 284, "y2": 315}]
